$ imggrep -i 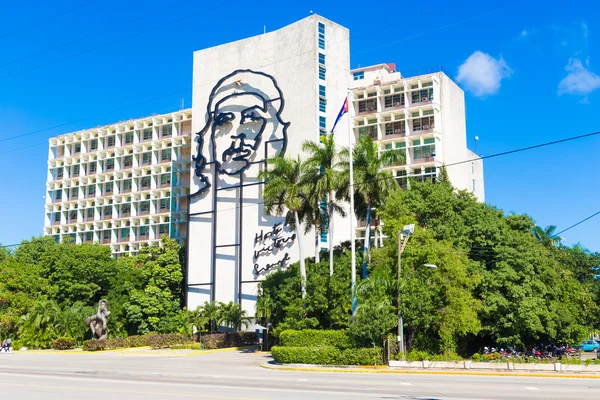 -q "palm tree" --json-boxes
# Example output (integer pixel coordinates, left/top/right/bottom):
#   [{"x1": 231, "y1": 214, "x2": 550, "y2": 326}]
[
  {"x1": 259, "y1": 155, "x2": 309, "y2": 299},
  {"x1": 303, "y1": 134, "x2": 346, "y2": 276},
  {"x1": 532, "y1": 225, "x2": 562, "y2": 247},
  {"x1": 187, "y1": 306, "x2": 209, "y2": 341},
  {"x1": 339, "y1": 134, "x2": 405, "y2": 278},
  {"x1": 219, "y1": 302, "x2": 252, "y2": 331},
  {"x1": 199, "y1": 301, "x2": 221, "y2": 333},
  {"x1": 255, "y1": 293, "x2": 274, "y2": 328}
]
